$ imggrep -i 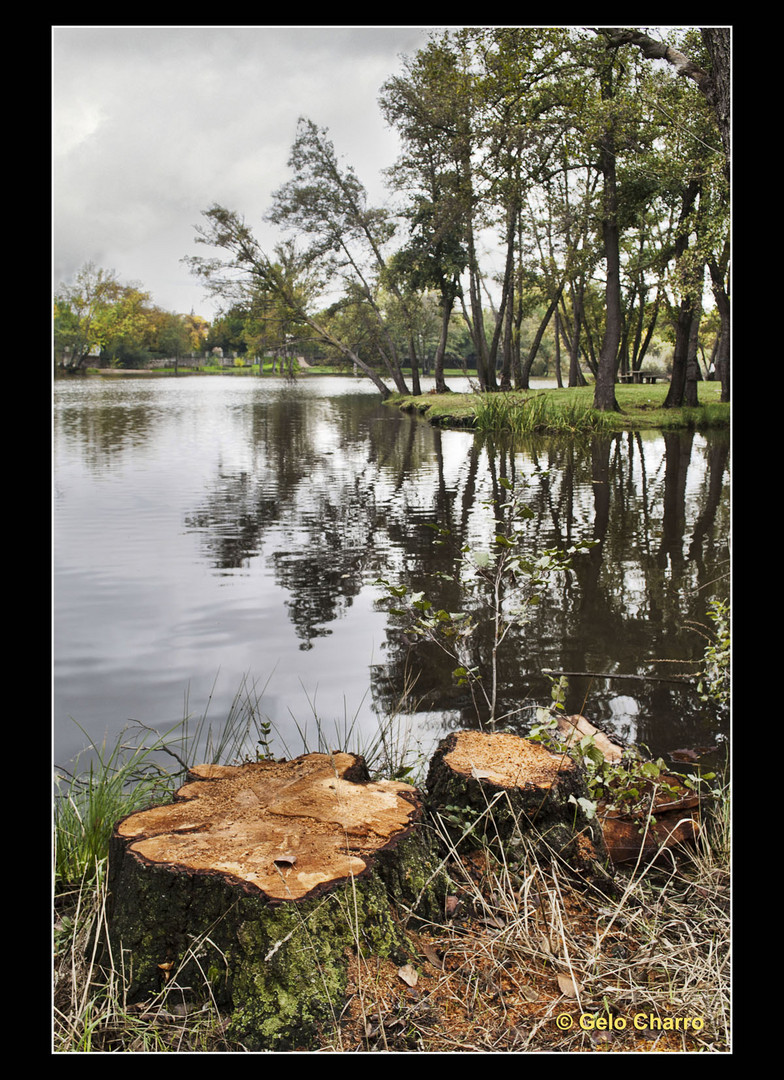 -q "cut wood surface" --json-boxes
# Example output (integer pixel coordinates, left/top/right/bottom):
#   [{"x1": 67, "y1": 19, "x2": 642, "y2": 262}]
[
  {"x1": 555, "y1": 713, "x2": 624, "y2": 763},
  {"x1": 114, "y1": 752, "x2": 421, "y2": 901},
  {"x1": 438, "y1": 728, "x2": 578, "y2": 787}
]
